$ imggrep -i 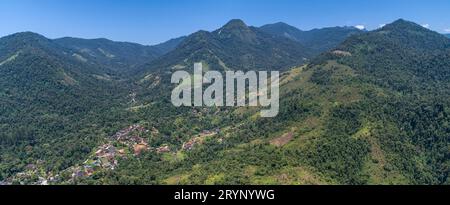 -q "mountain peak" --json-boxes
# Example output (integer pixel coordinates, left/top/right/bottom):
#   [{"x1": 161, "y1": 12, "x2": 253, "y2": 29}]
[
  {"x1": 272, "y1": 22, "x2": 291, "y2": 26},
  {"x1": 261, "y1": 22, "x2": 301, "y2": 30},
  {"x1": 340, "y1": 19, "x2": 450, "y2": 54},
  {"x1": 391, "y1": 18, "x2": 410, "y2": 24},
  {"x1": 259, "y1": 22, "x2": 303, "y2": 42},
  {"x1": 215, "y1": 19, "x2": 258, "y2": 43},
  {"x1": 223, "y1": 19, "x2": 248, "y2": 29},
  {"x1": 382, "y1": 19, "x2": 426, "y2": 31},
  {"x1": 3, "y1": 31, "x2": 49, "y2": 42},
  {"x1": 0, "y1": 32, "x2": 53, "y2": 52},
  {"x1": 219, "y1": 19, "x2": 251, "y2": 34}
]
